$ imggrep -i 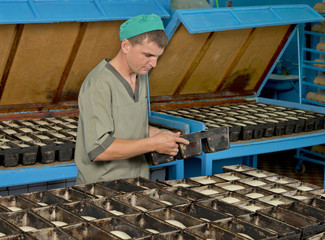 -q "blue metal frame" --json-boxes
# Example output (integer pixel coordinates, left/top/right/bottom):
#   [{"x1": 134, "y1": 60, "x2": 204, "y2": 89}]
[
  {"x1": 0, "y1": 0, "x2": 169, "y2": 24},
  {"x1": 0, "y1": 163, "x2": 78, "y2": 188}
]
